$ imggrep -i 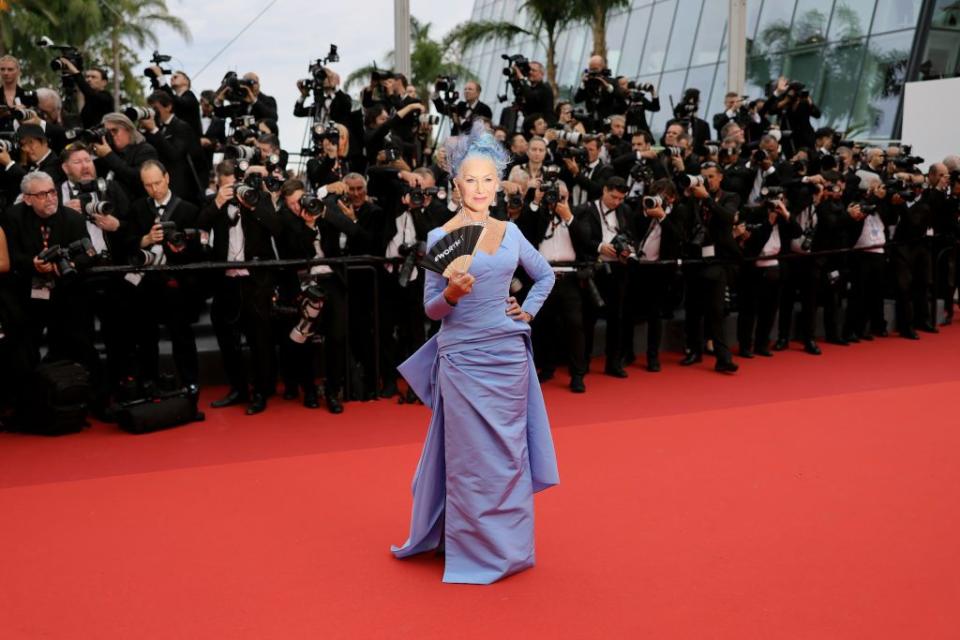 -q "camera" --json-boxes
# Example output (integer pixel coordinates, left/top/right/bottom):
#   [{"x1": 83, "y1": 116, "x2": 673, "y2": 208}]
[
  {"x1": 219, "y1": 71, "x2": 257, "y2": 103},
  {"x1": 77, "y1": 194, "x2": 113, "y2": 219},
  {"x1": 703, "y1": 141, "x2": 721, "y2": 158},
  {"x1": 629, "y1": 161, "x2": 655, "y2": 187},
  {"x1": 434, "y1": 75, "x2": 459, "y2": 114},
  {"x1": 642, "y1": 195, "x2": 663, "y2": 210},
  {"x1": 786, "y1": 81, "x2": 809, "y2": 98},
  {"x1": 0, "y1": 104, "x2": 33, "y2": 122},
  {"x1": 224, "y1": 144, "x2": 257, "y2": 163},
  {"x1": 397, "y1": 241, "x2": 426, "y2": 288},
  {"x1": 123, "y1": 106, "x2": 155, "y2": 122},
  {"x1": 406, "y1": 185, "x2": 439, "y2": 209},
  {"x1": 501, "y1": 54, "x2": 531, "y2": 78},
  {"x1": 299, "y1": 194, "x2": 324, "y2": 216},
  {"x1": 382, "y1": 146, "x2": 401, "y2": 163},
  {"x1": 556, "y1": 145, "x2": 587, "y2": 163},
  {"x1": 886, "y1": 179, "x2": 918, "y2": 202},
  {"x1": 37, "y1": 237, "x2": 96, "y2": 280},
  {"x1": 37, "y1": 36, "x2": 84, "y2": 74},
  {"x1": 610, "y1": 233, "x2": 633, "y2": 256},
  {"x1": 550, "y1": 129, "x2": 583, "y2": 145},
  {"x1": 289, "y1": 285, "x2": 326, "y2": 344},
  {"x1": 234, "y1": 178, "x2": 262, "y2": 208},
  {"x1": 144, "y1": 51, "x2": 172, "y2": 78},
  {"x1": 64, "y1": 125, "x2": 109, "y2": 145},
  {"x1": 893, "y1": 155, "x2": 924, "y2": 169},
  {"x1": 679, "y1": 174, "x2": 705, "y2": 189},
  {"x1": 663, "y1": 146, "x2": 684, "y2": 158},
  {"x1": 0, "y1": 133, "x2": 18, "y2": 155},
  {"x1": 540, "y1": 165, "x2": 562, "y2": 207},
  {"x1": 800, "y1": 226, "x2": 816, "y2": 252}
]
